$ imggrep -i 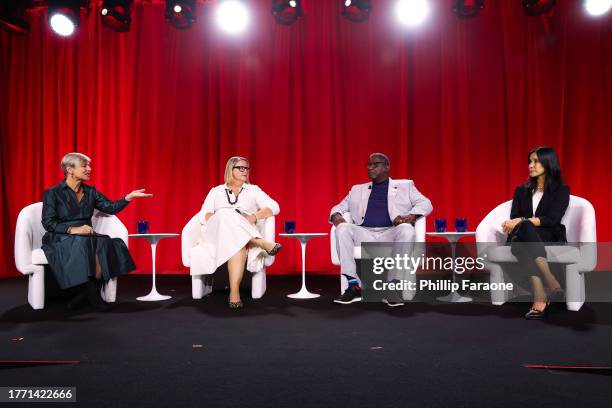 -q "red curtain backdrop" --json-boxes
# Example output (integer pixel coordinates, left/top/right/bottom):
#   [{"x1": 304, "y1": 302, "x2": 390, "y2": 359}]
[{"x1": 1, "y1": 0, "x2": 611, "y2": 278}]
